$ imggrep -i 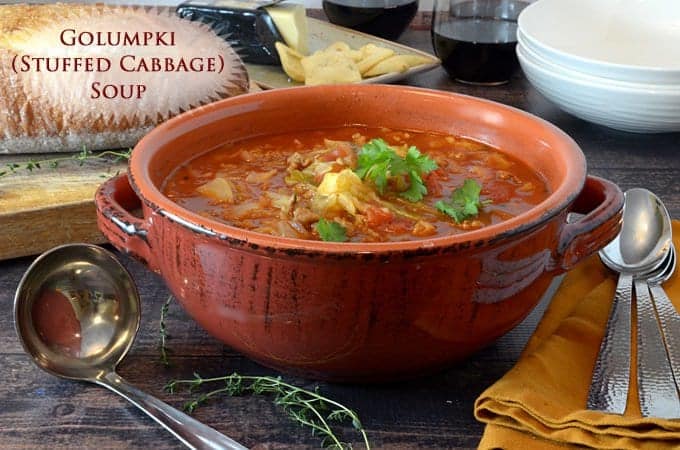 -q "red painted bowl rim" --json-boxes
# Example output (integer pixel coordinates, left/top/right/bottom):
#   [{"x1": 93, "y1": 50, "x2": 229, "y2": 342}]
[{"x1": 128, "y1": 84, "x2": 585, "y2": 254}]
